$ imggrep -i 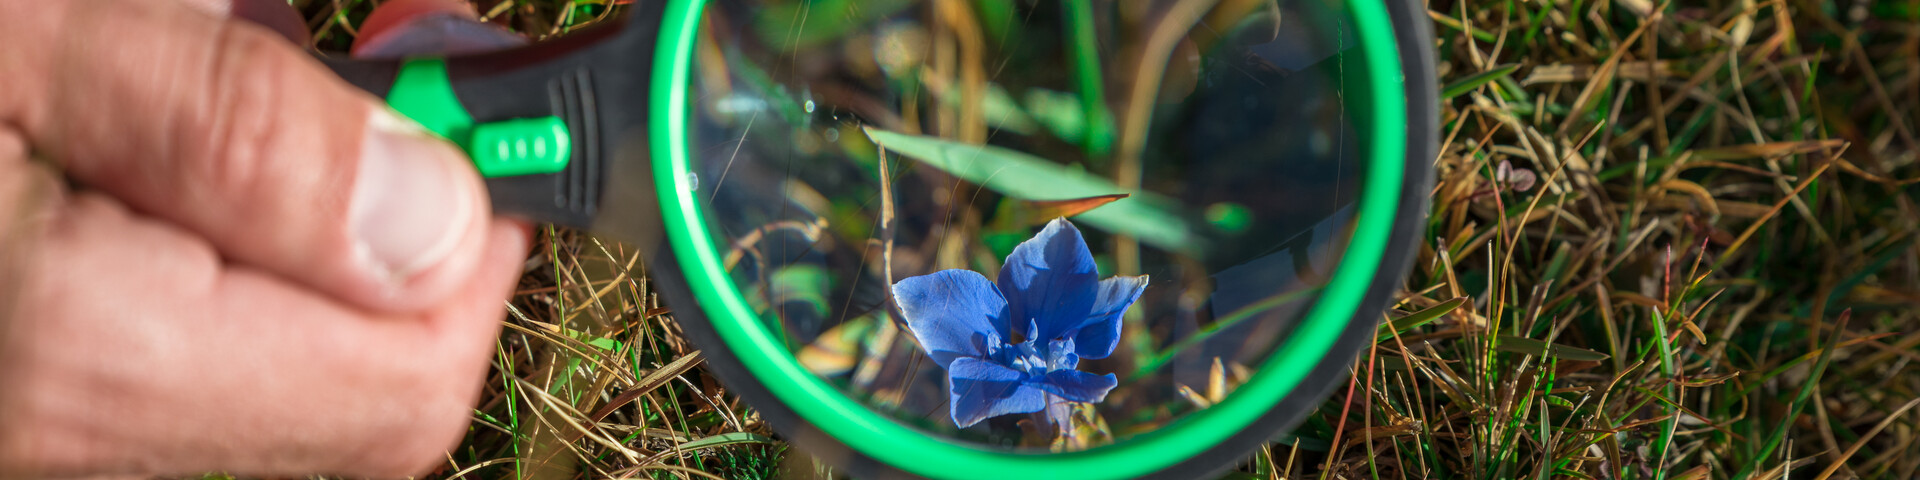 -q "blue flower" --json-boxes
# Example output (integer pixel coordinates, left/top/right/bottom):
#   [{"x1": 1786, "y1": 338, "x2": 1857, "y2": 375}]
[{"x1": 892, "y1": 218, "x2": 1148, "y2": 428}]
